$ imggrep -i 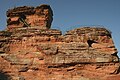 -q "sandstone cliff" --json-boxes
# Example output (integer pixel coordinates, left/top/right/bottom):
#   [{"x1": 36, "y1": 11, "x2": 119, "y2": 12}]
[{"x1": 0, "y1": 4, "x2": 120, "y2": 80}]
